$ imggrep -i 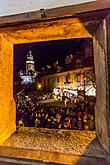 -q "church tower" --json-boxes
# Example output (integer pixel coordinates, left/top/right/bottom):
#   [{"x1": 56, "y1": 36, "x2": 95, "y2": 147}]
[
  {"x1": 19, "y1": 47, "x2": 38, "y2": 84},
  {"x1": 26, "y1": 48, "x2": 35, "y2": 75}
]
